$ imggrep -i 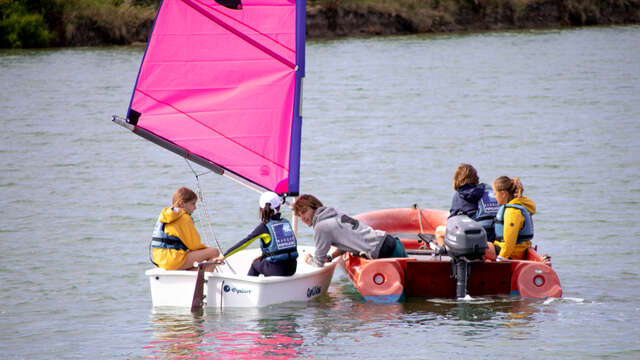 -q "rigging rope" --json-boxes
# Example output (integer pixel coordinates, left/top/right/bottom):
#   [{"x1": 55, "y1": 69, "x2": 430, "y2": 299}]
[
  {"x1": 413, "y1": 203, "x2": 427, "y2": 250},
  {"x1": 413, "y1": 203, "x2": 425, "y2": 234},
  {"x1": 185, "y1": 159, "x2": 236, "y2": 274}
]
